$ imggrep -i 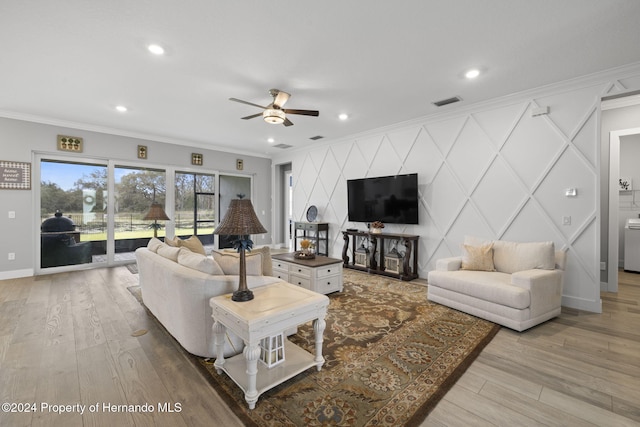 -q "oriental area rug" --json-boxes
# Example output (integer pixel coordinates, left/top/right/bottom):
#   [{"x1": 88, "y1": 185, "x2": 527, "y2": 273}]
[{"x1": 189, "y1": 270, "x2": 500, "y2": 426}]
